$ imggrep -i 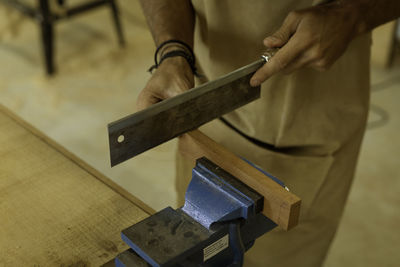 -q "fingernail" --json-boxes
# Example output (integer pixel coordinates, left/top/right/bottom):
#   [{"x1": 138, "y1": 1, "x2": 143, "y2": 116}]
[{"x1": 250, "y1": 79, "x2": 259, "y2": 87}]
